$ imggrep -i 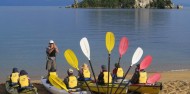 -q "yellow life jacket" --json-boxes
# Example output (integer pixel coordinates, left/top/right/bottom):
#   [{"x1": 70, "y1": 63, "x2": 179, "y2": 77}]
[
  {"x1": 49, "y1": 72, "x2": 58, "y2": 77},
  {"x1": 116, "y1": 68, "x2": 124, "y2": 78},
  {"x1": 68, "y1": 76, "x2": 77, "y2": 88},
  {"x1": 11, "y1": 73, "x2": 19, "y2": 83},
  {"x1": 139, "y1": 71, "x2": 147, "y2": 83},
  {"x1": 103, "y1": 72, "x2": 112, "y2": 84},
  {"x1": 19, "y1": 75, "x2": 29, "y2": 87},
  {"x1": 83, "y1": 68, "x2": 90, "y2": 78}
]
